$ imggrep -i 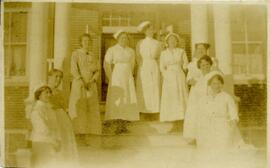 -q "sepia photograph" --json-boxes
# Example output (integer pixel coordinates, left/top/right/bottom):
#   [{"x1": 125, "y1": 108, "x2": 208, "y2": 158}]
[{"x1": 0, "y1": 0, "x2": 268, "y2": 168}]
